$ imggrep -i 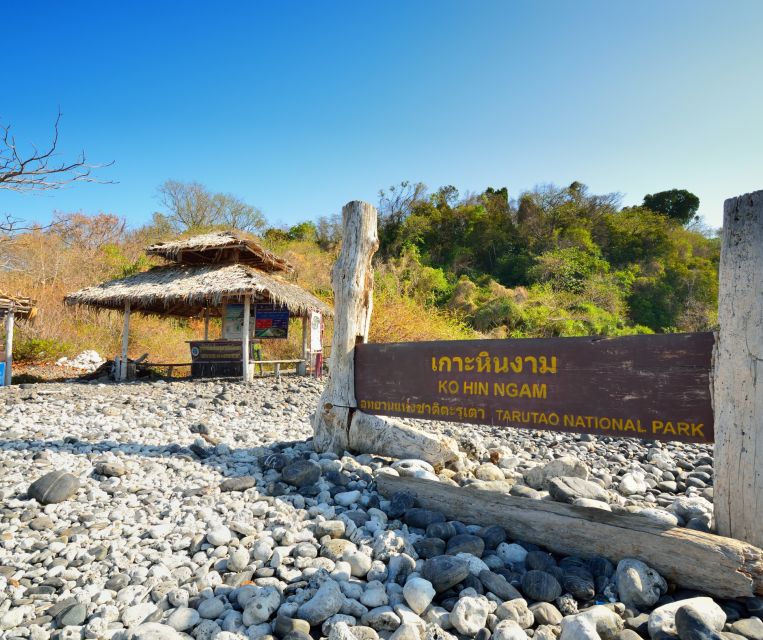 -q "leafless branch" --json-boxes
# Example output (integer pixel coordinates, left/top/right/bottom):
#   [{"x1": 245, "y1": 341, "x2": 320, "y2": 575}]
[{"x1": 0, "y1": 110, "x2": 114, "y2": 192}]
